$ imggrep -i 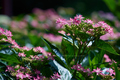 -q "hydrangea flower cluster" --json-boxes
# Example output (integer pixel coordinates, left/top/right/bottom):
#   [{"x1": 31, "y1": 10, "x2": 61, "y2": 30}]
[
  {"x1": 56, "y1": 15, "x2": 113, "y2": 38},
  {"x1": 92, "y1": 67, "x2": 115, "y2": 79},
  {"x1": 0, "y1": 27, "x2": 58, "y2": 80},
  {"x1": 6, "y1": 65, "x2": 61, "y2": 80},
  {"x1": 71, "y1": 64, "x2": 92, "y2": 76},
  {"x1": 71, "y1": 64, "x2": 115, "y2": 79},
  {"x1": 6, "y1": 65, "x2": 44, "y2": 80},
  {"x1": 0, "y1": 28, "x2": 31, "y2": 50}
]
